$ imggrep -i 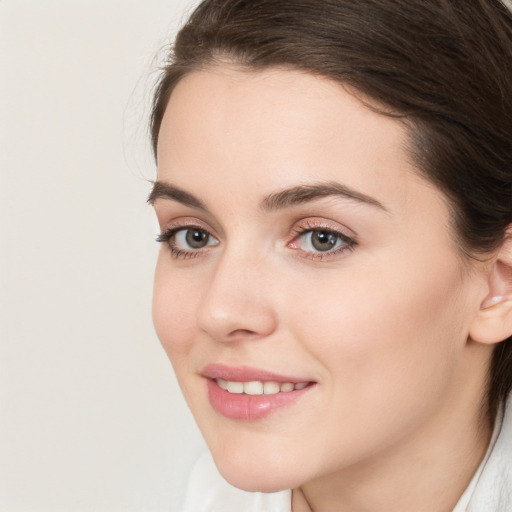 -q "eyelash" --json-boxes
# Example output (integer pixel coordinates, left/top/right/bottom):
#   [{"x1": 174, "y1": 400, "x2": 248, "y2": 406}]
[
  {"x1": 156, "y1": 225, "x2": 215, "y2": 260},
  {"x1": 156, "y1": 222, "x2": 357, "y2": 261},
  {"x1": 288, "y1": 222, "x2": 356, "y2": 261}
]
